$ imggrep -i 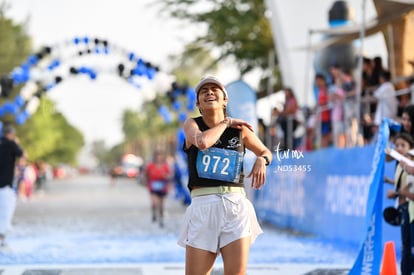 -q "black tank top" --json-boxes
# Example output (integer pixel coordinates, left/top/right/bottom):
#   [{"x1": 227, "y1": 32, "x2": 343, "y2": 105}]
[{"x1": 184, "y1": 116, "x2": 245, "y2": 191}]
